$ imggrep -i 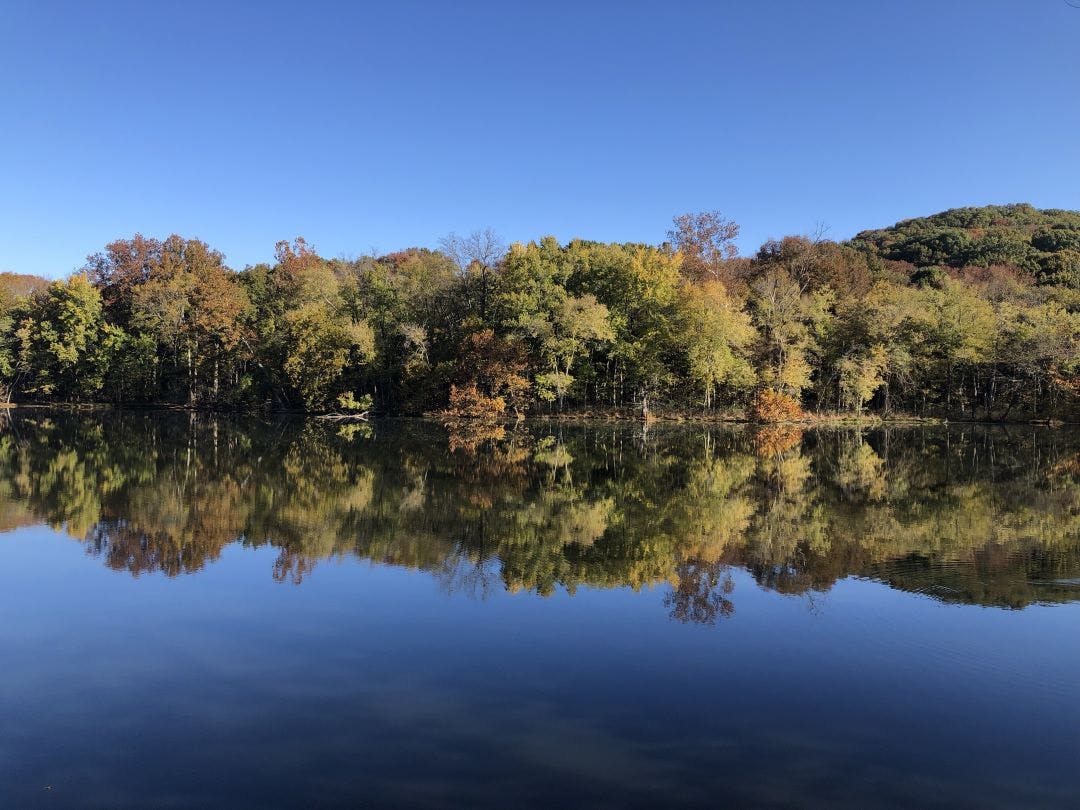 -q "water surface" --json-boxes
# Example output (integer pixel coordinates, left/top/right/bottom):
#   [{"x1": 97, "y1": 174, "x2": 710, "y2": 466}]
[{"x1": 1, "y1": 413, "x2": 1078, "y2": 808}]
